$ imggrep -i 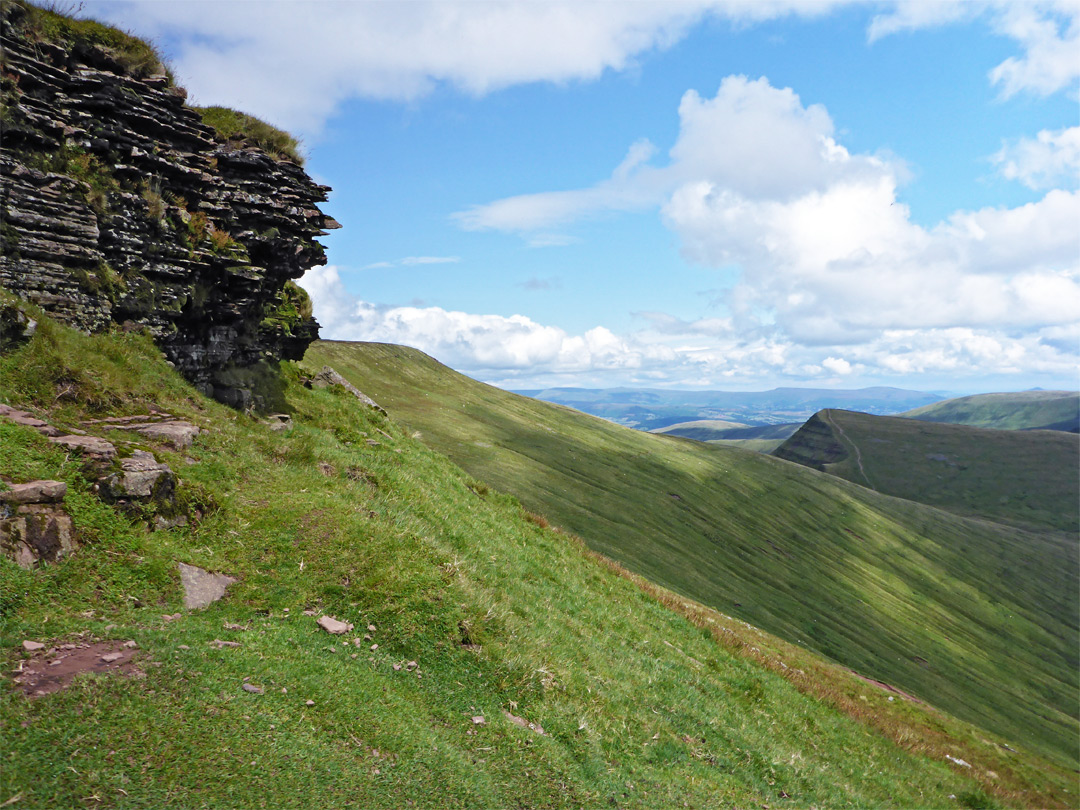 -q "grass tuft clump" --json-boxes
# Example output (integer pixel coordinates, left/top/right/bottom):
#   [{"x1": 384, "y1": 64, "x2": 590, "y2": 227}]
[
  {"x1": 194, "y1": 105, "x2": 304, "y2": 164},
  {"x1": 5, "y1": 0, "x2": 174, "y2": 83}
]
